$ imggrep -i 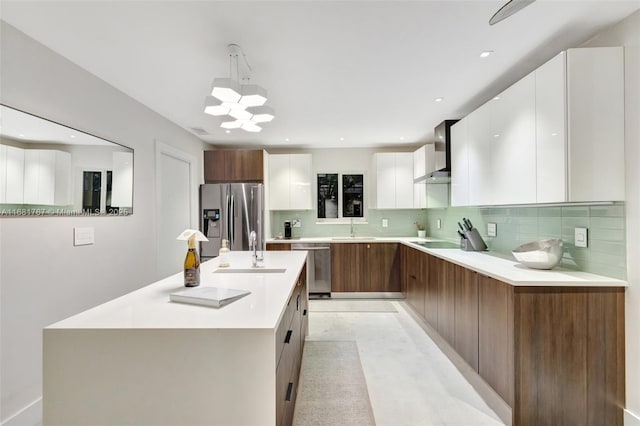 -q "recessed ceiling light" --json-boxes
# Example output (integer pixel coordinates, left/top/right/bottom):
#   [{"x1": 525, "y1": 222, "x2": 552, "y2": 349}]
[
  {"x1": 493, "y1": 134, "x2": 500, "y2": 138},
  {"x1": 551, "y1": 132, "x2": 558, "y2": 136},
  {"x1": 225, "y1": 130, "x2": 231, "y2": 134},
  {"x1": 399, "y1": 136, "x2": 405, "y2": 141},
  {"x1": 434, "y1": 97, "x2": 444, "y2": 102},
  {"x1": 340, "y1": 137, "x2": 344, "y2": 141},
  {"x1": 493, "y1": 96, "x2": 501, "y2": 101},
  {"x1": 19, "y1": 133, "x2": 25, "y2": 137},
  {"x1": 285, "y1": 138, "x2": 290, "y2": 142},
  {"x1": 70, "y1": 134, "x2": 76, "y2": 138},
  {"x1": 480, "y1": 50, "x2": 494, "y2": 58}
]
